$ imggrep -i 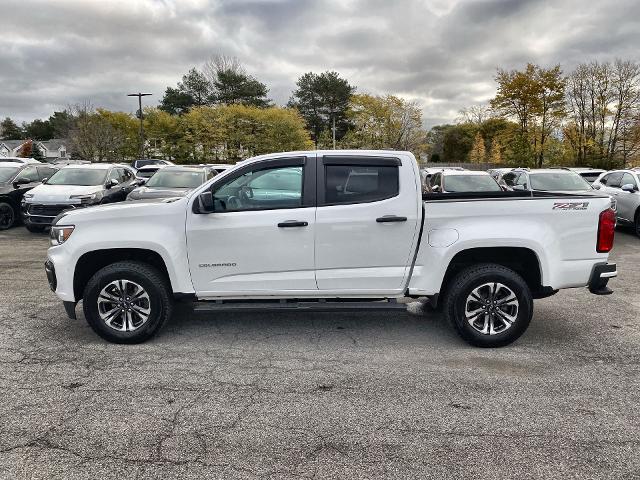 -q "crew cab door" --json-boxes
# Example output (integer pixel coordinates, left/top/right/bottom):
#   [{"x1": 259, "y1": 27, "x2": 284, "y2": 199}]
[
  {"x1": 314, "y1": 155, "x2": 421, "y2": 293},
  {"x1": 186, "y1": 156, "x2": 317, "y2": 296}
]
